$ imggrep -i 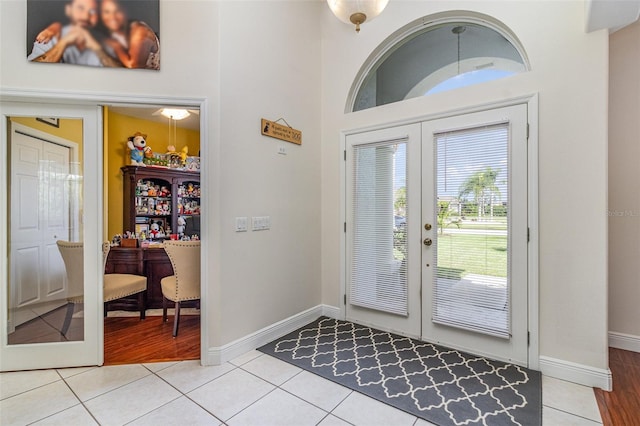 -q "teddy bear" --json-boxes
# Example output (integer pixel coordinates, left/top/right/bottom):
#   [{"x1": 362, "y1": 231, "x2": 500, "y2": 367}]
[{"x1": 127, "y1": 132, "x2": 151, "y2": 166}]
